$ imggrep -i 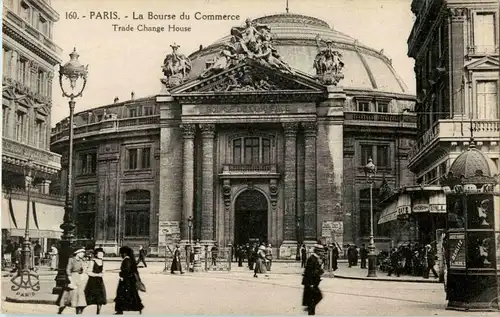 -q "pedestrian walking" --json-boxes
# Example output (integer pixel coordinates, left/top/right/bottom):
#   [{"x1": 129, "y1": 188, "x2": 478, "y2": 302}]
[
  {"x1": 85, "y1": 248, "x2": 107, "y2": 314},
  {"x1": 10, "y1": 246, "x2": 22, "y2": 275},
  {"x1": 423, "y1": 244, "x2": 438, "y2": 279},
  {"x1": 211, "y1": 243, "x2": 219, "y2": 267},
  {"x1": 300, "y1": 244, "x2": 307, "y2": 268},
  {"x1": 136, "y1": 245, "x2": 148, "y2": 268},
  {"x1": 332, "y1": 244, "x2": 339, "y2": 271},
  {"x1": 360, "y1": 244, "x2": 368, "y2": 269},
  {"x1": 114, "y1": 246, "x2": 144, "y2": 315},
  {"x1": 170, "y1": 245, "x2": 184, "y2": 274},
  {"x1": 50, "y1": 245, "x2": 58, "y2": 271},
  {"x1": 33, "y1": 241, "x2": 42, "y2": 266},
  {"x1": 57, "y1": 248, "x2": 88, "y2": 314},
  {"x1": 237, "y1": 246, "x2": 244, "y2": 267},
  {"x1": 302, "y1": 244, "x2": 324, "y2": 316},
  {"x1": 387, "y1": 248, "x2": 402, "y2": 277},
  {"x1": 253, "y1": 245, "x2": 268, "y2": 278},
  {"x1": 265, "y1": 244, "x2": 273, "y2": 271}
]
